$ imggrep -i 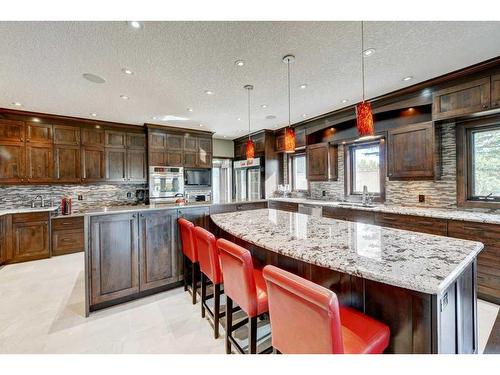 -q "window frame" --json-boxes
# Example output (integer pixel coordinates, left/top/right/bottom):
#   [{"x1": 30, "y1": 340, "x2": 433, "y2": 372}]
[
  {"x1": 344, "y1": 138, "x2": 386, "y2": 202},
  {"x1": 289, "y1": 151, "x2": 308, "y2": 192},
  {"x1": 457, "y1": 116, "x2": 500, "y2": 209}
]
